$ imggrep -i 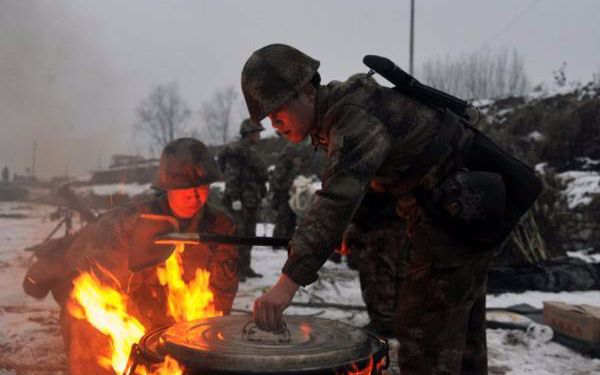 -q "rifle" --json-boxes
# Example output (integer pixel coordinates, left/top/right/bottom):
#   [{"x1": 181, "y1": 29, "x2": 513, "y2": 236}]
[
  {"x1": 363, "y1": 55, "x2": 475, "y2": 123},
  {"x1": 129, "y1": 214, "x2": 291, "y2": 272},
  {"x1": 155, "y1": 232, "x2": 291, "y2": 248}
]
